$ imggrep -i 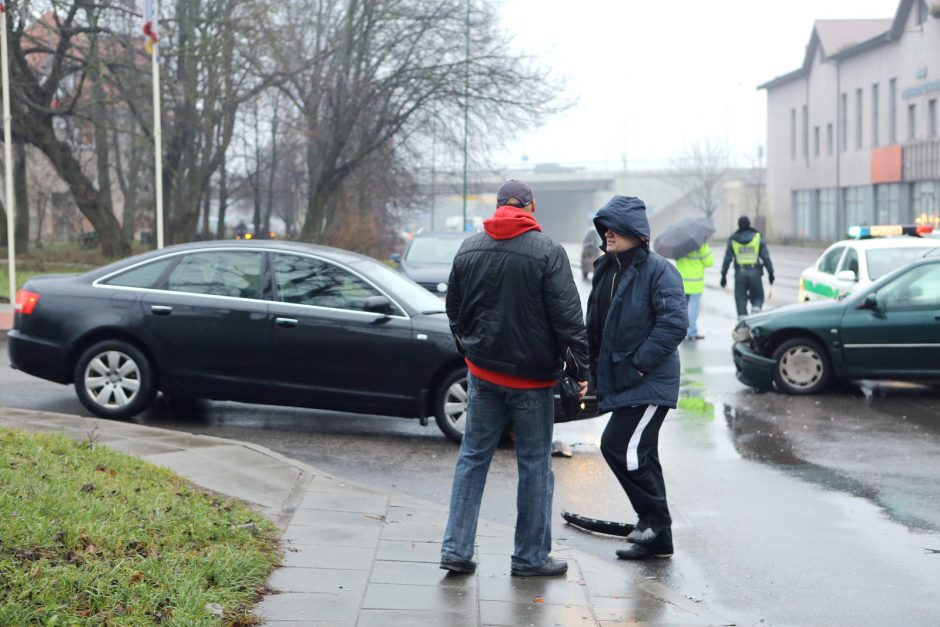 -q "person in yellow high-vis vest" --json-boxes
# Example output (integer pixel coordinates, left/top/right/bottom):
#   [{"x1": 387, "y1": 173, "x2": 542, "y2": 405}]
[
  {"x1": 720, "y1": 216, "x2": 775, "y2": 319},
  {"x1": 676, "y1": 241, "x2": 714, "y2": 340}
]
